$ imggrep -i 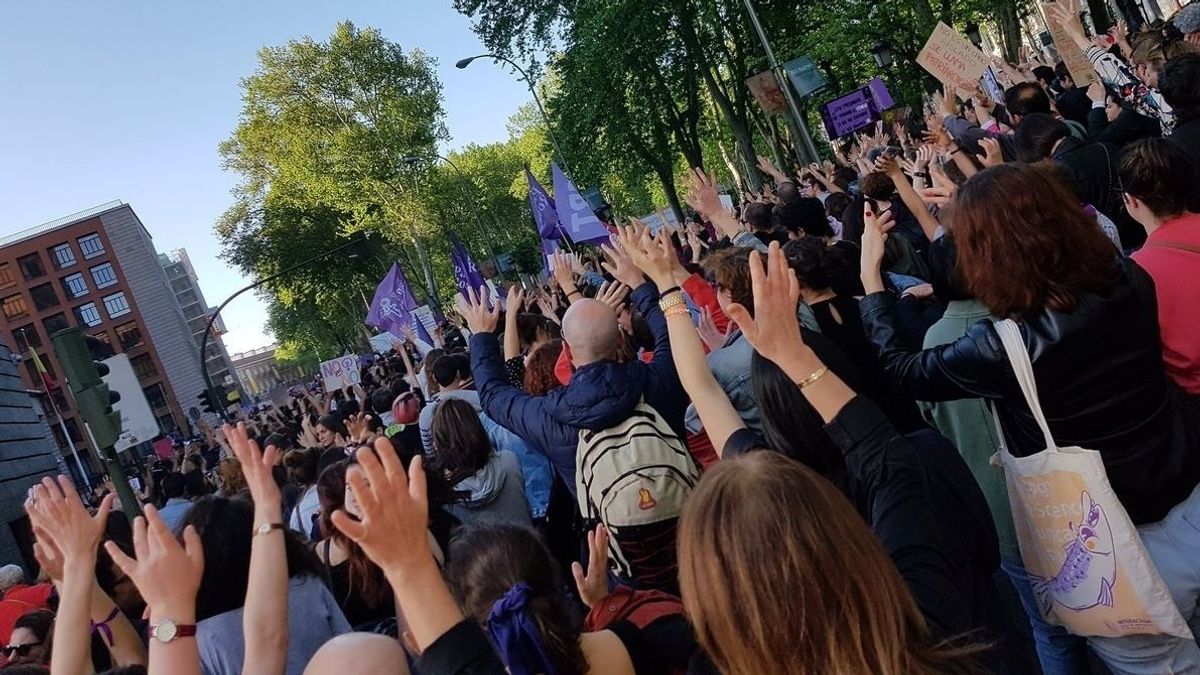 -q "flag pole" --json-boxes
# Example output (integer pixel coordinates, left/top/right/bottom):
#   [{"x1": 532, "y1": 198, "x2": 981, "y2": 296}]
[{"x1": 18, "y1": 330, "x2": 90, "y2": 487}]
